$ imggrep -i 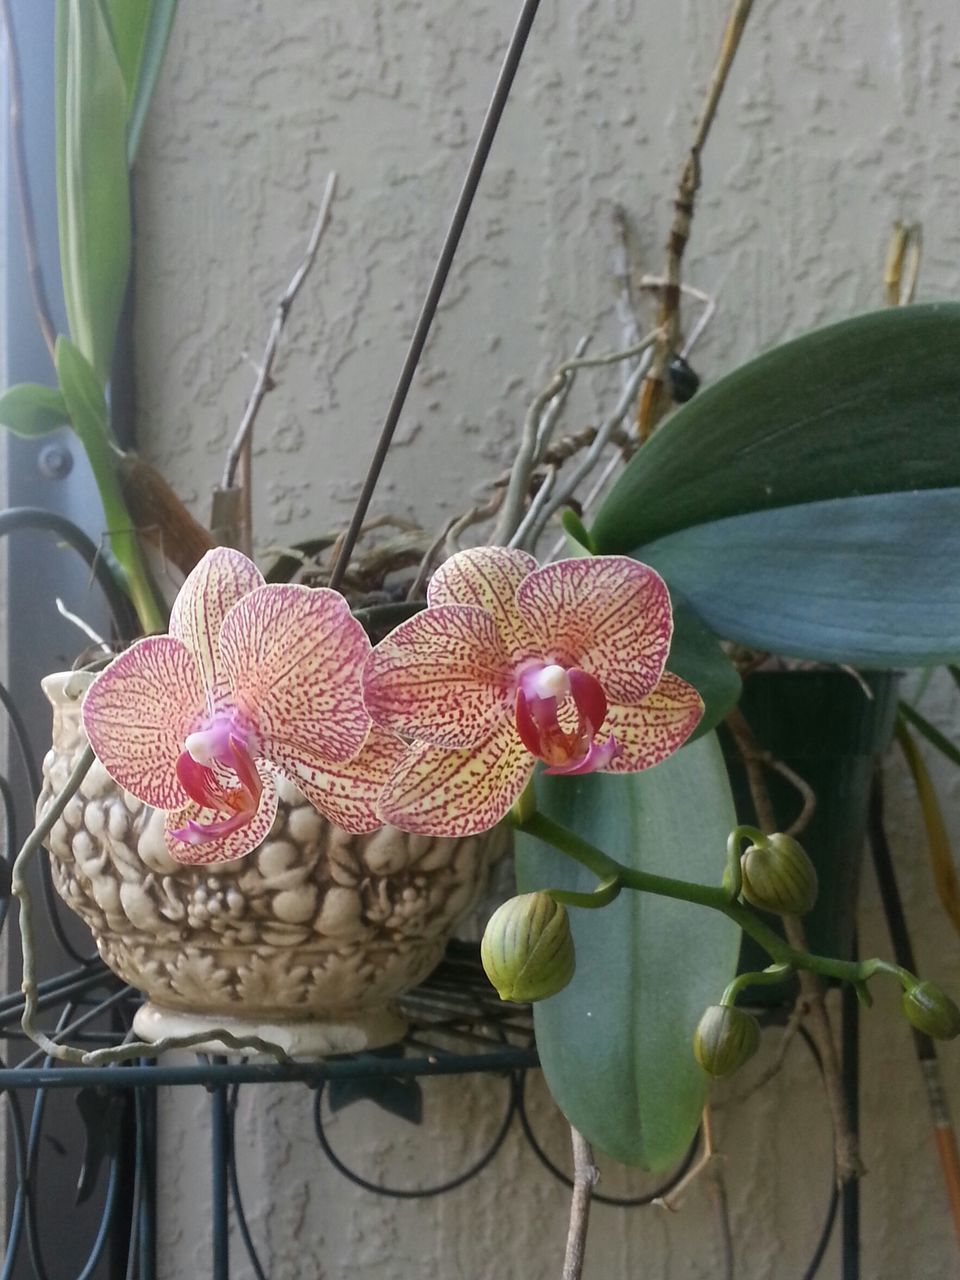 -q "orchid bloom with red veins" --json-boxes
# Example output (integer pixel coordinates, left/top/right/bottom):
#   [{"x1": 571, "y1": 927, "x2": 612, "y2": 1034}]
[
  {"x1": 82, "y1": 547, "x2": 404, "y2": 864},
  {"x1": 363, "y1": 547, "x2": 704, "y2": 837}
]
